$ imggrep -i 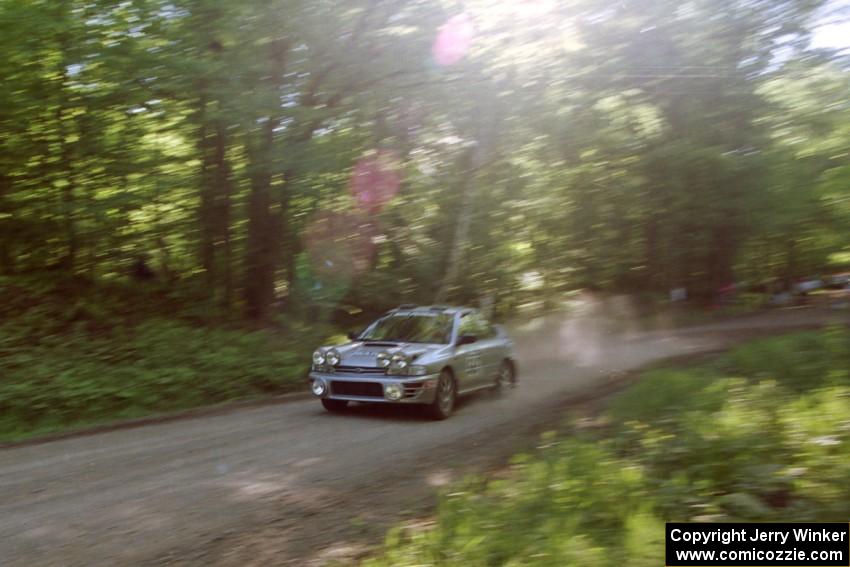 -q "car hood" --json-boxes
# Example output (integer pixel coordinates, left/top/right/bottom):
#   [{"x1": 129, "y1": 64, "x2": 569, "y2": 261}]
[{"x1": 332, "y1": 341, "x2": 448, "y2": 368}]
